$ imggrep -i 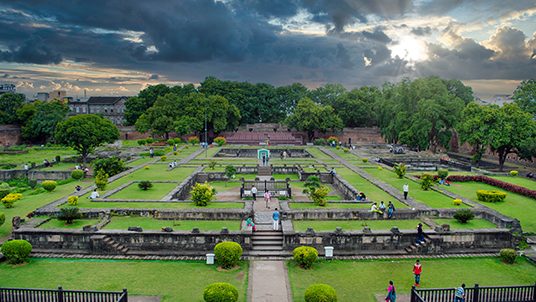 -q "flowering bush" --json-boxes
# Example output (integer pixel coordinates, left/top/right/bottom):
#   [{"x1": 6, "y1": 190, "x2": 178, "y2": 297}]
[
  {"x1": 190, "y1": 182, "x2": 216, "y2": 206},
  {"x1": 447, "y1": 175, "x2": 536, "y2": 199},
  {"x1": 2, "y1": 193, "x2": 22, "y2": 208},
  {"x1": 453, "y1": 199, "x2": 462, "y2": 206},
  {"x1": 327, "y1": 136, "x2": 338, "y2": 145},
  {"x1": 293, "y1": 246, "x2": 318, "y2": 269},
  {"x1": 476, "y1": 190, "x2": 507, "y2": 202},
  {"x1": 67, "y1": 195, "x2": 79, "y2": 206},
  {"x1": 214, "y1": 136, "x2": 227, "y2": 146},
  {"x1": 1, "y1": 240, "x2": 32, "y2": 264},
  {"x1": 509, "y1": 170, "x2": 518, "y2": 176},
  {"x1": 188, "y1": 136, "x2": 200, "y2": 145}
]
